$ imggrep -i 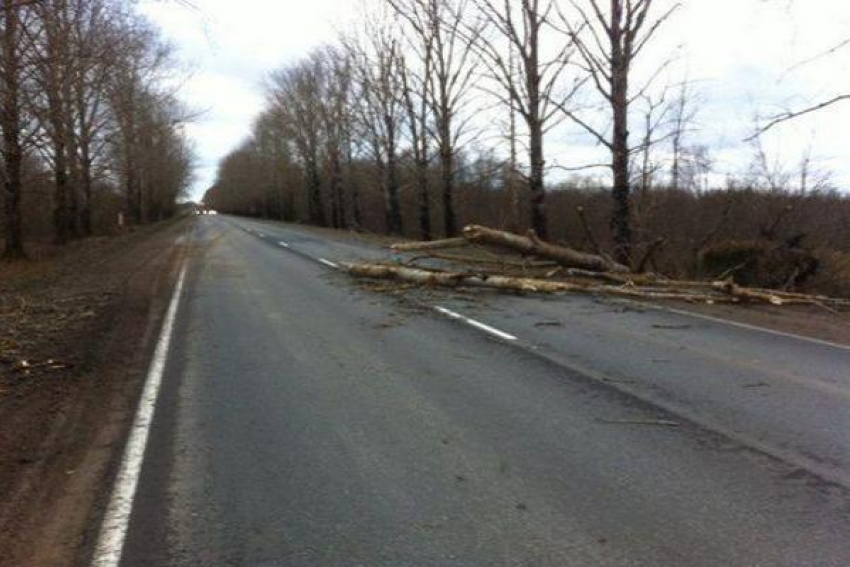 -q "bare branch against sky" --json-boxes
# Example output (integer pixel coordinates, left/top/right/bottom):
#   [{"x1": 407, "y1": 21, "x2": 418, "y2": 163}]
[{"x1": 137, "y1": 0, "x2": 850, "y2": 199}]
